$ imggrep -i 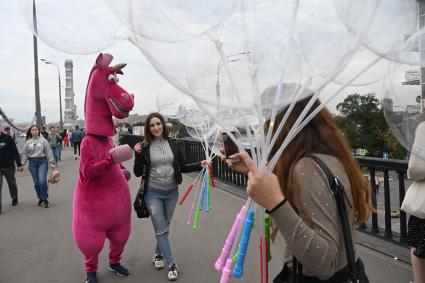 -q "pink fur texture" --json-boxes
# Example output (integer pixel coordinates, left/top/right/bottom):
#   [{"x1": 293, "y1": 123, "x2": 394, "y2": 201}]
[{"x1": 72, "y1": 53, "x2": 135, "y2": 273}]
